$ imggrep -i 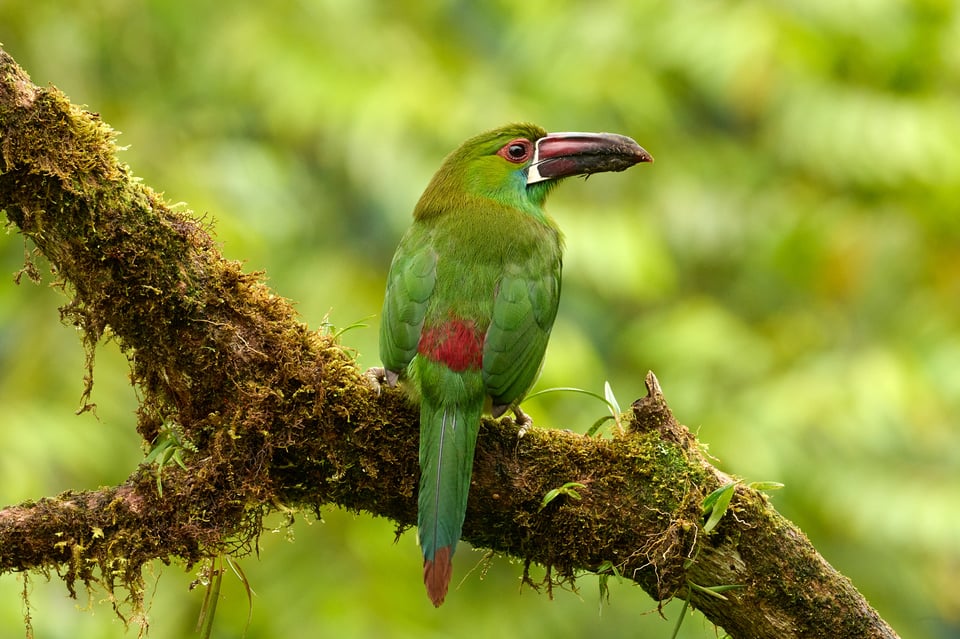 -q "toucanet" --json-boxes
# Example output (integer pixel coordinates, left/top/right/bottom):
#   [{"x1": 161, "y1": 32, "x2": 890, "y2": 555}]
[{"x1": 378, "y1": 123, "x2": 652, "y2": 606}]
